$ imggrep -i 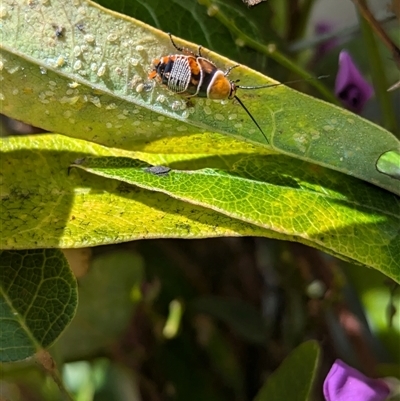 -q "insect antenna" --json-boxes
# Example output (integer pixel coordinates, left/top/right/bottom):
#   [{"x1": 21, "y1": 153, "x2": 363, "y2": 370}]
[
  {"x1": 168, "y1": 33, "x2": 184, "y2": 52},
  {"x1": 237, "y1": 75, "x2": 329, "y2": 90},
  {"x1": 234, "y1": 95, "x2": 269, "y2": 144}
]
